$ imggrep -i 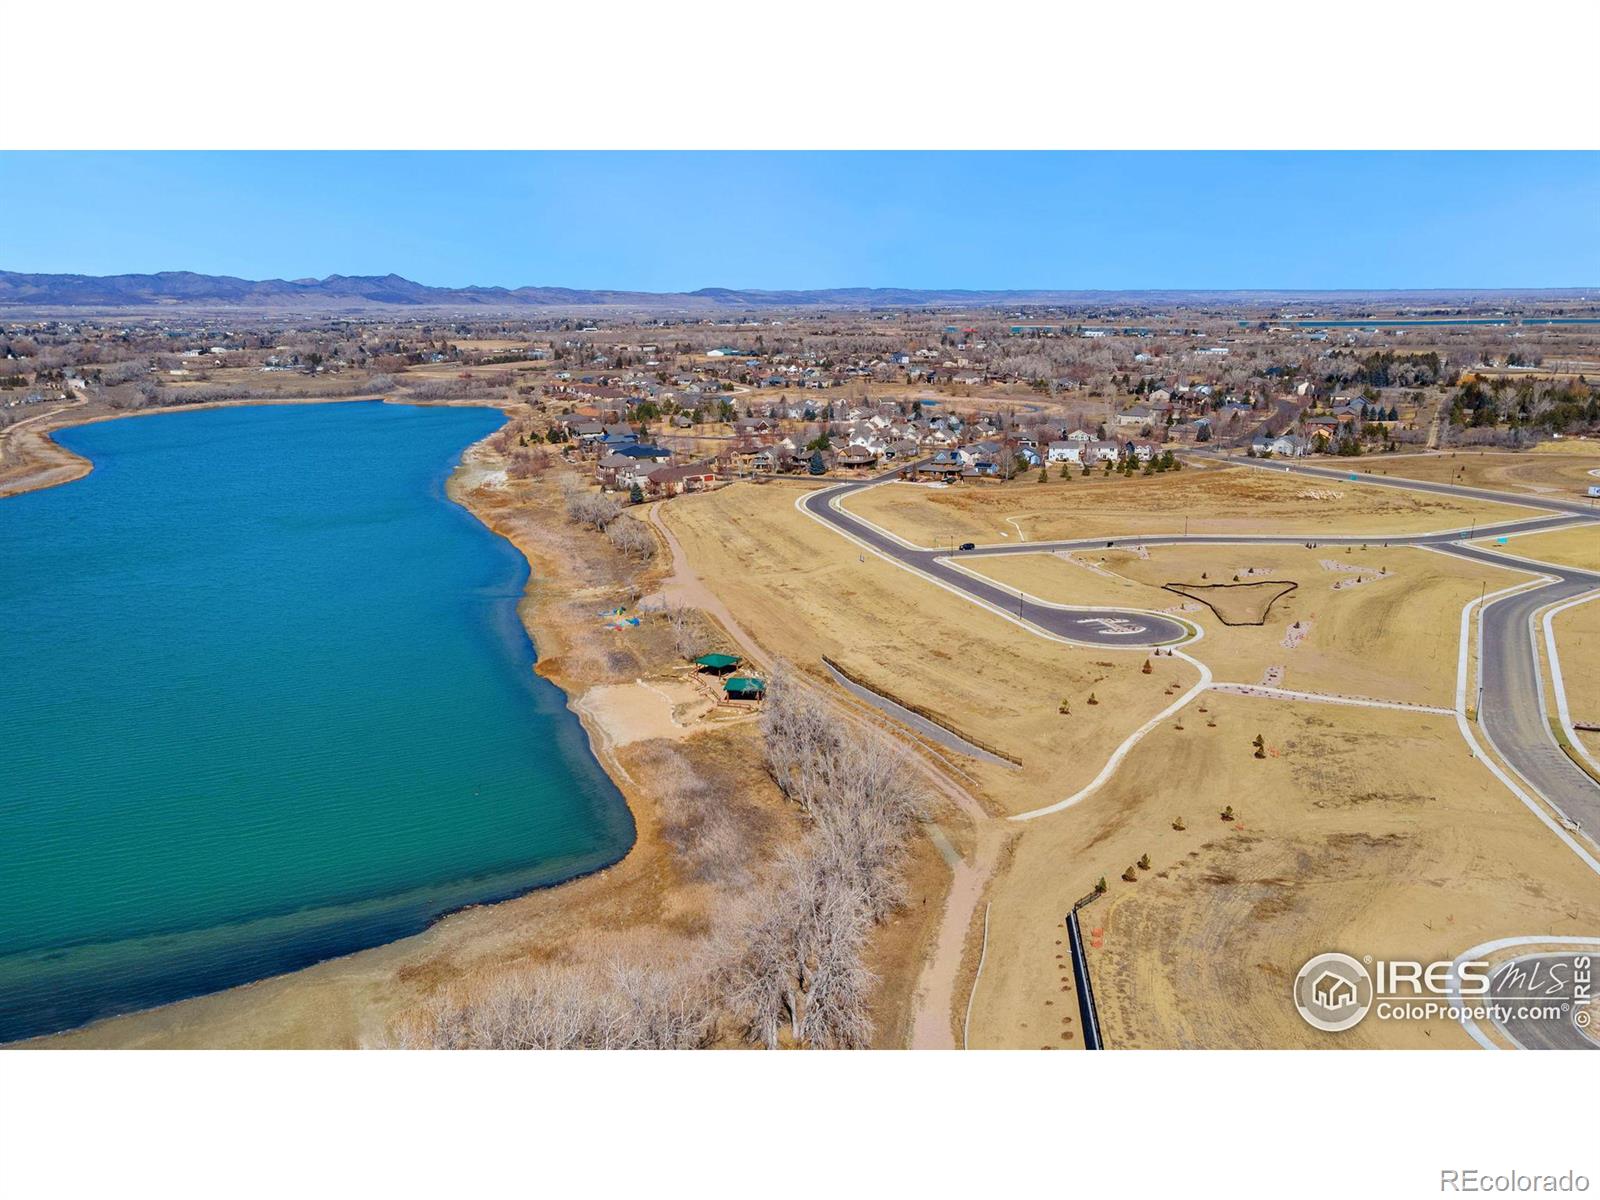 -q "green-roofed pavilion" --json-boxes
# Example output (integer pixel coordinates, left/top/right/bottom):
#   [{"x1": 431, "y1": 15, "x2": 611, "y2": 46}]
[
  {"x1": 693, "y1": 653, "x2": 742, "y2": 674},
  {"x1": 724, "y1": 676, "x2": 766, "y2": 700}
]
